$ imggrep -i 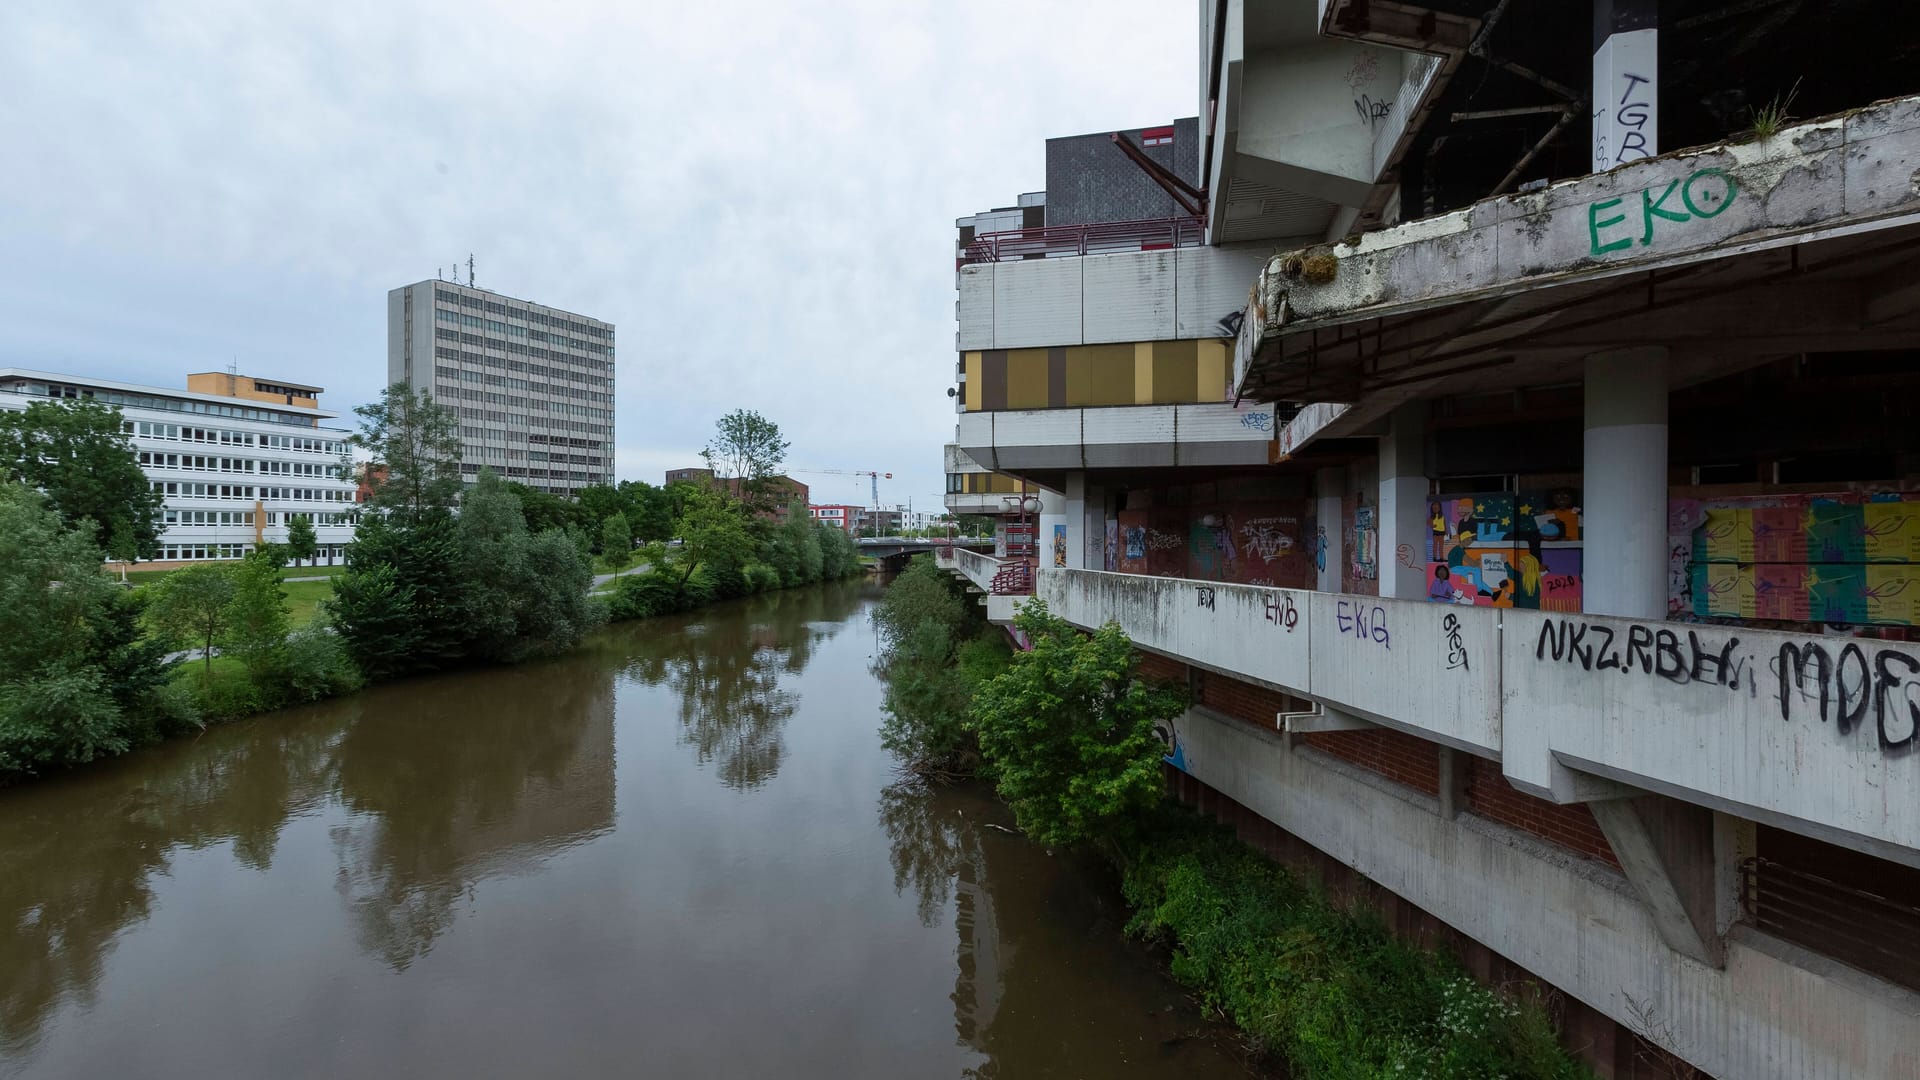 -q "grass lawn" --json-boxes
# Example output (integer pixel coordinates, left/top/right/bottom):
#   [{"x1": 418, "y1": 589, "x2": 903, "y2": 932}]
[
  {"x1": 168, "y1": 652, "x2": 247, "y2": 691},
  {"x1": 119, "y1": 563, "x2": 347, "y2": 585},
  {"x1": 283, "y1": 579, "x2": 333, "y2": 627}
]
